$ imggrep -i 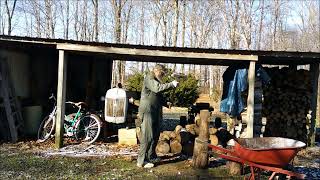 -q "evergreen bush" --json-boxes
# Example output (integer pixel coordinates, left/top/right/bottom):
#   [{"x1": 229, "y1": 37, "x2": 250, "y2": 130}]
[{"x1": 124, "y1": 69, "x2": 199, "y2": 107}]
